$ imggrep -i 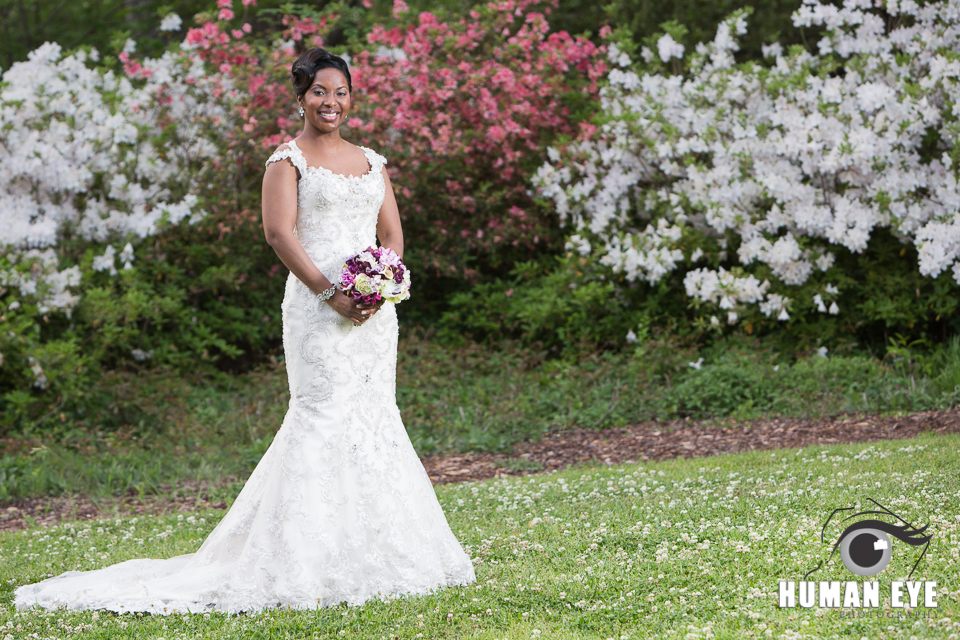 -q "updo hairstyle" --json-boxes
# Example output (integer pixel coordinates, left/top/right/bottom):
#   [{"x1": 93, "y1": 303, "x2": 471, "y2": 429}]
[{"x1": 291, "y1": 48, "x2": 352, "y2": 99}]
